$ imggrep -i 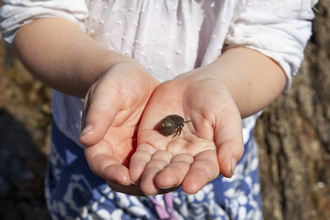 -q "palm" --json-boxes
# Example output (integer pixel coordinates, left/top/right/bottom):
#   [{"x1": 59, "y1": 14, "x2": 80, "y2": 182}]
[
  {"x1": 90, "y1": 109, "x2": 149, "y2": 195},
  {"x1": 101, "y1": 112, "x2": 143, "y2": 167},
  {"x1": 130, "y1": 78, "x2": 244, "y2": 195}
]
